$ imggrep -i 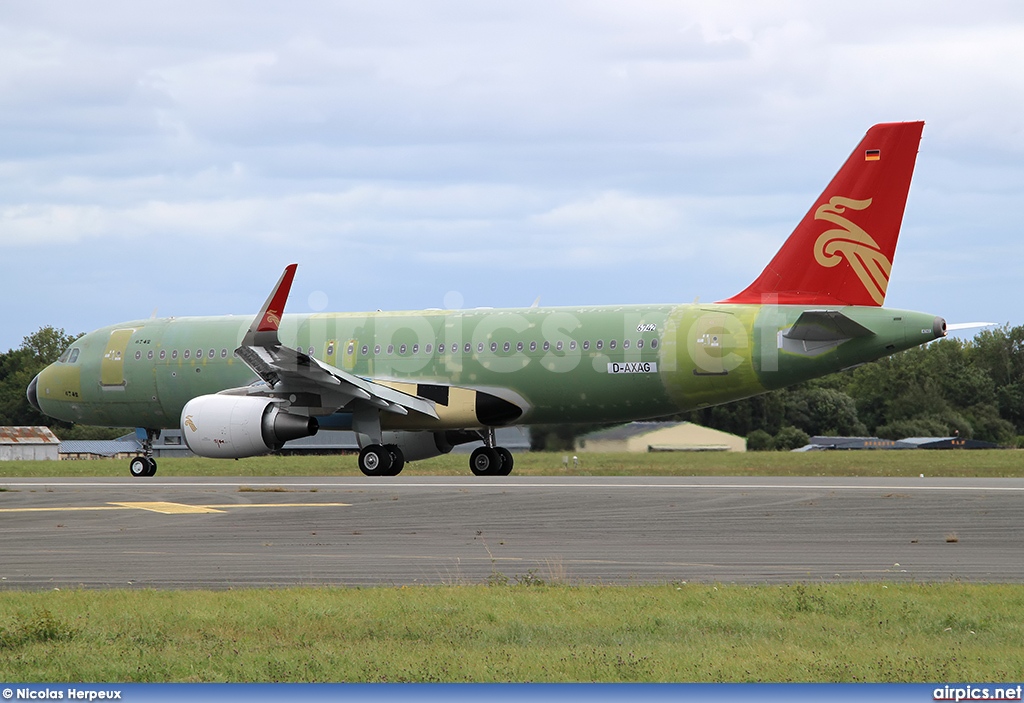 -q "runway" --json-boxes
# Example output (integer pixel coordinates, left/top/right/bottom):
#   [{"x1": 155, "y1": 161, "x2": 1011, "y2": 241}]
[{"x1": 2, "y1": 476, "x2": 1023, "y2": 589}]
